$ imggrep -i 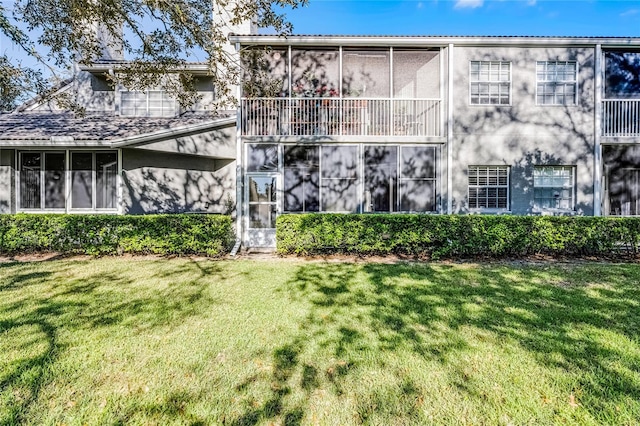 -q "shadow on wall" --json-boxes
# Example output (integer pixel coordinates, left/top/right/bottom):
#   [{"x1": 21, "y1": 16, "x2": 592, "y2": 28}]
[
  {"x1": 451, "y1": 48, "x2": 596, "y2": 214},
  {"x1": 122, "y1": 149, "x2": 235, "y2": 215}
]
